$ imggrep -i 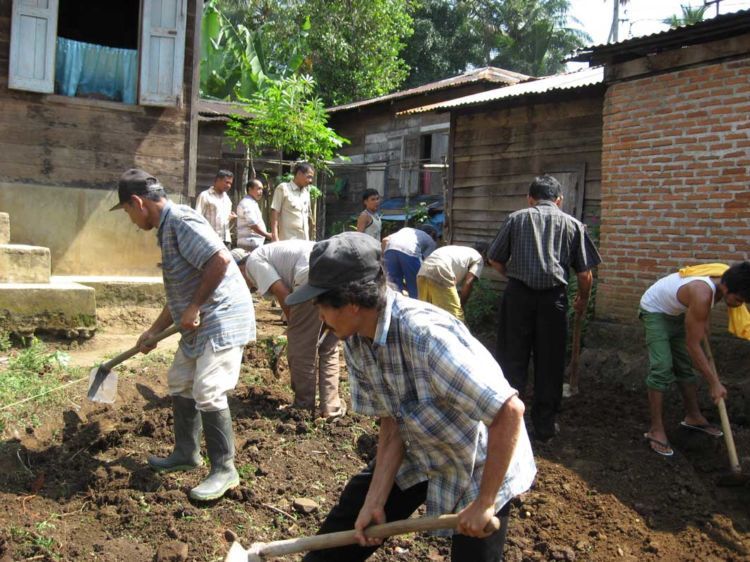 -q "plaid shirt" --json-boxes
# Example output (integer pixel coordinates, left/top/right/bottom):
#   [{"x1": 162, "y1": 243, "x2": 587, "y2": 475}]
[
  {"x1": 158, "y1": 202, "x2": 255, "y2": 358},
  {"x1": 345, "y1": 290, "x2": 536, "y2": 532},
  {"x1": 488, "y1": 201, "x2": 601, "y2": 290}
]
